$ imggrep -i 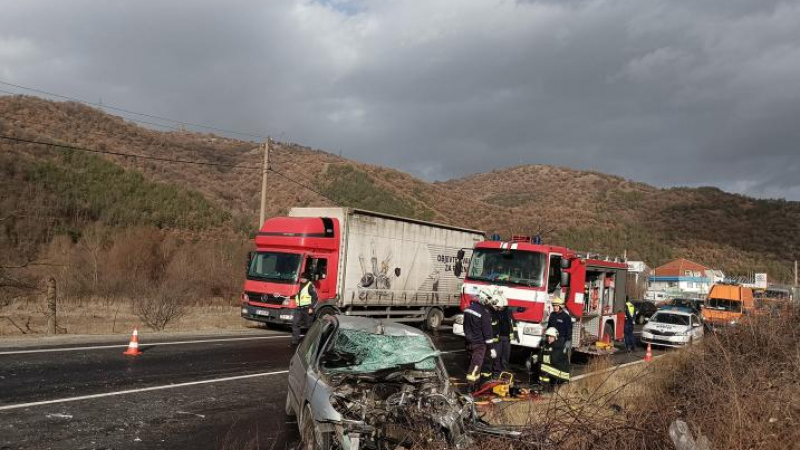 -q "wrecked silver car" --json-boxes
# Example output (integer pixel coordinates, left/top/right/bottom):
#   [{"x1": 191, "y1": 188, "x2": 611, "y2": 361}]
[{"x1": 286, "y1": 315, "x2": 516, "y2": 450}]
